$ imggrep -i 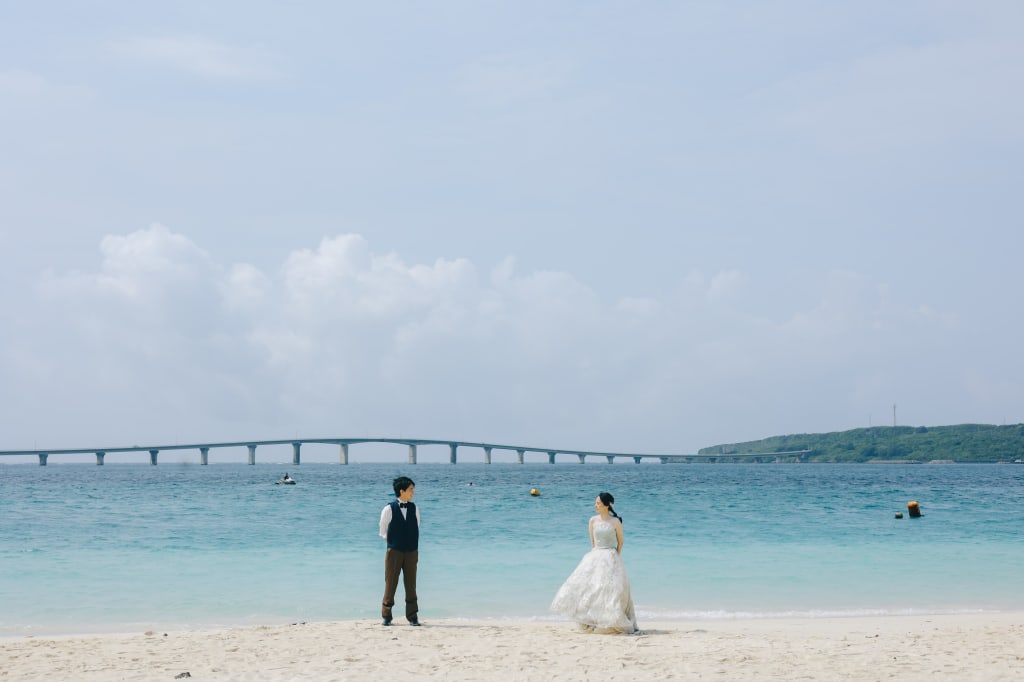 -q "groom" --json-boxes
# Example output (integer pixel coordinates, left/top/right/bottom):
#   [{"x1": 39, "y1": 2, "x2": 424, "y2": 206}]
[{"x1": 378, "y1": 476, "x2": 421, "y2": 626}]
